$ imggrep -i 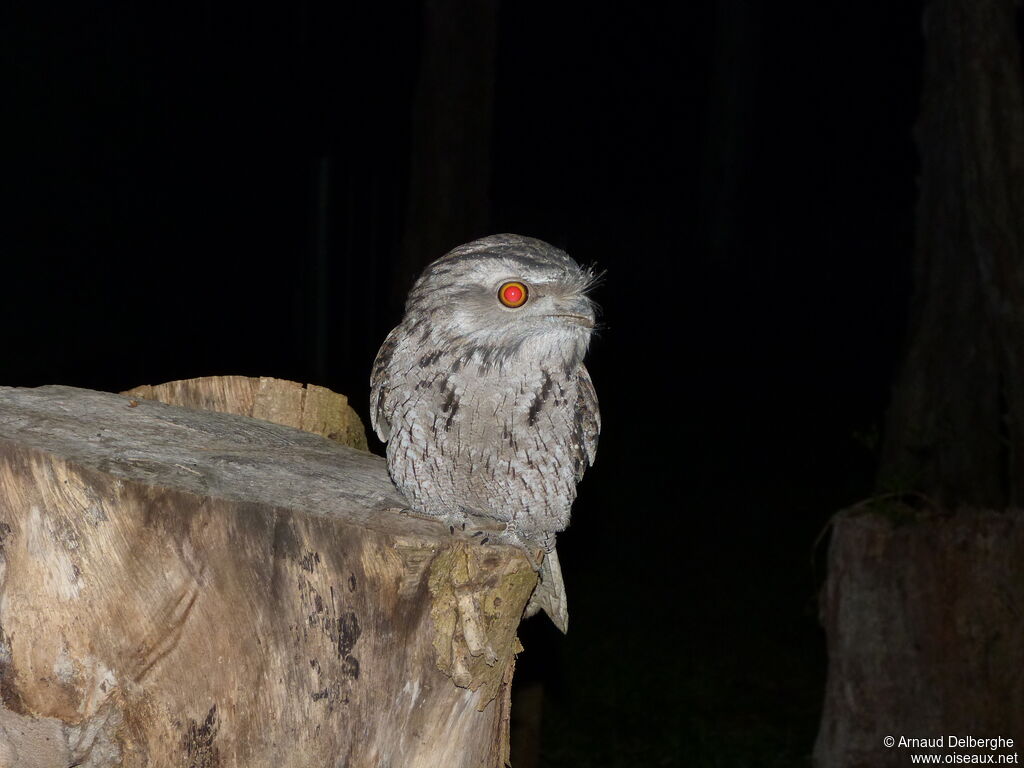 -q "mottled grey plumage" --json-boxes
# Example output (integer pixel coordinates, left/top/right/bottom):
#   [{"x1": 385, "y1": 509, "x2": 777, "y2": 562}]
[{"x1": 370, "y1": 234, "x2": 600, "y2": 555}]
